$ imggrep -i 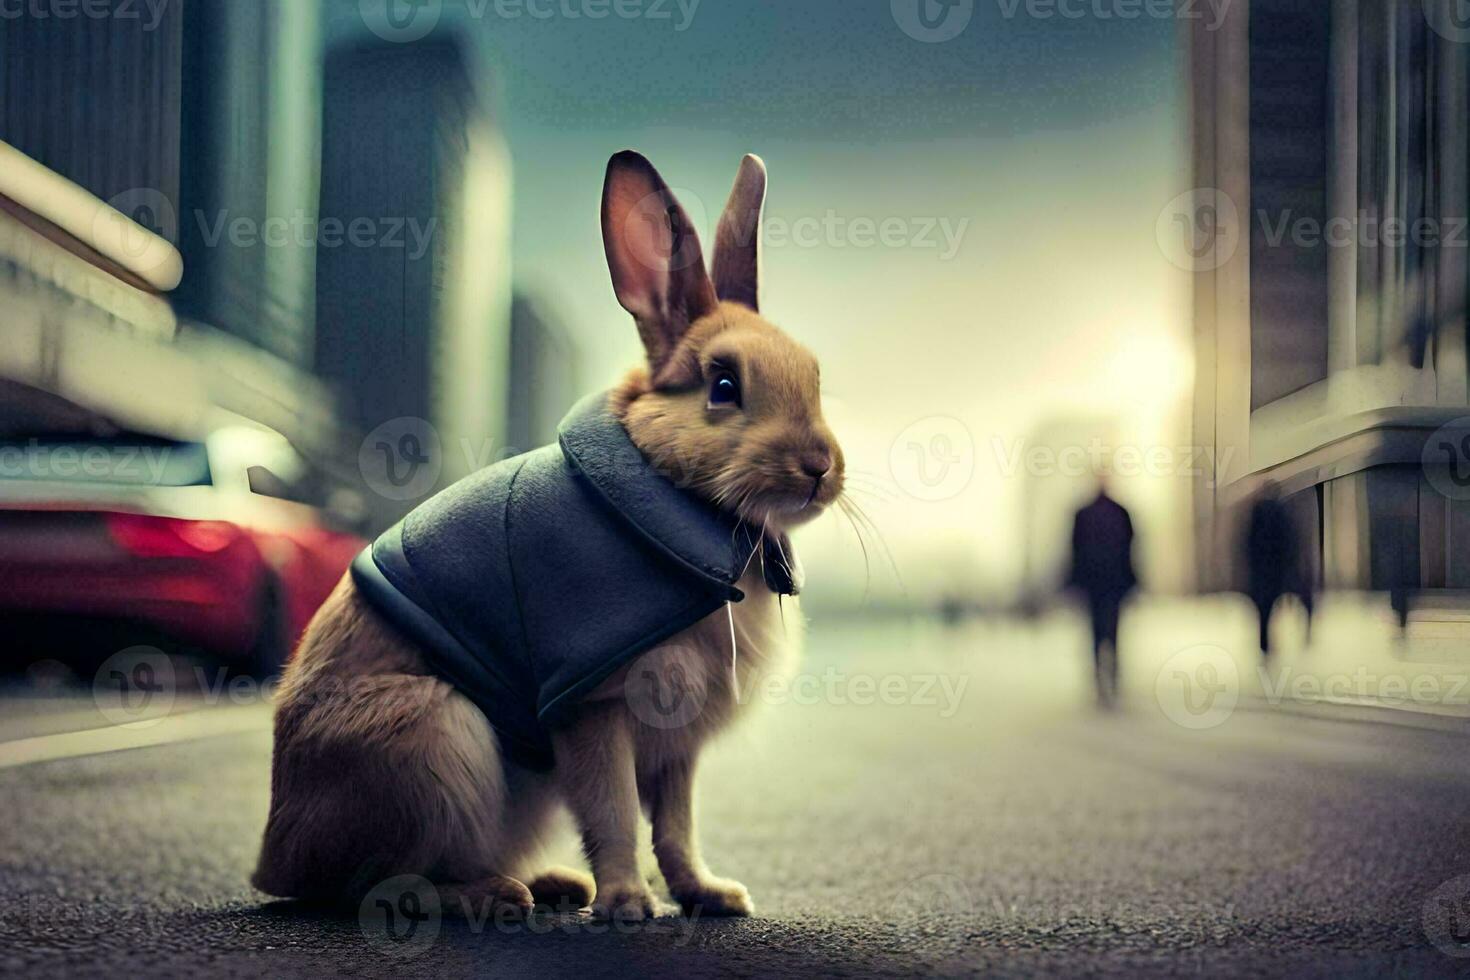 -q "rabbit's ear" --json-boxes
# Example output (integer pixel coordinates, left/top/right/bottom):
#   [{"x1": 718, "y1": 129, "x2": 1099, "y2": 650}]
[
  {"x1": 711, "y1": 154, "x2": 767, "y2": 312},
  {"x1": 602, "y1": 151, "x2": 718, "y2": 378}
]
